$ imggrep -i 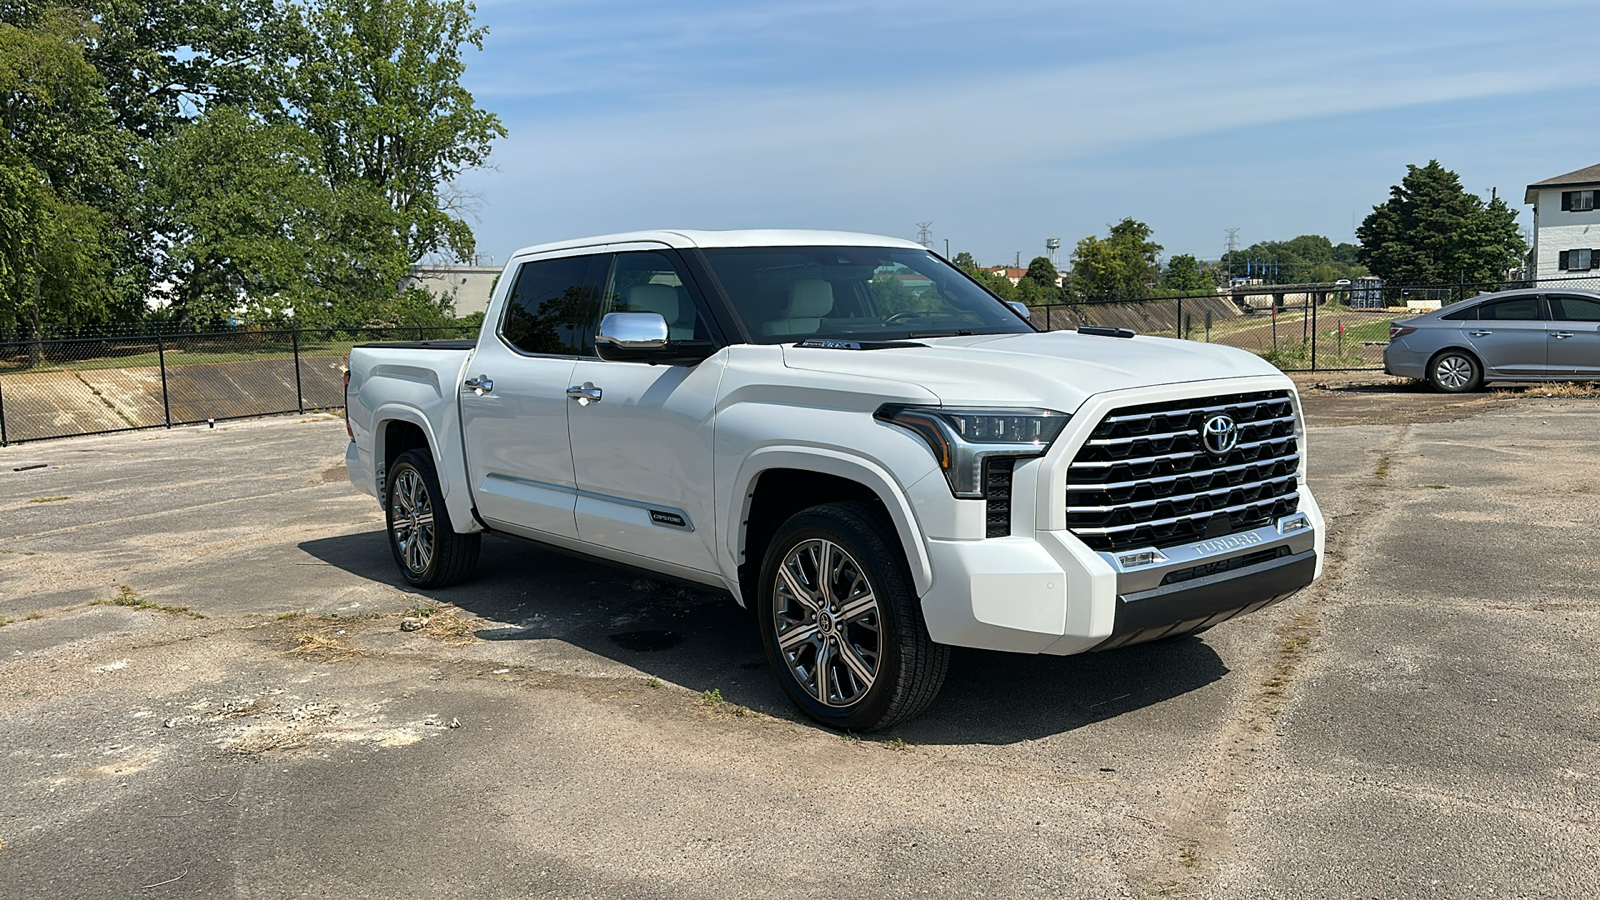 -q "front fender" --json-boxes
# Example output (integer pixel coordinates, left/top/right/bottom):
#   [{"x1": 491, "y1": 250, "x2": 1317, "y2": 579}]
[{"x1": 728, "y1": 446, "x2": 935, "y2": 600}]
